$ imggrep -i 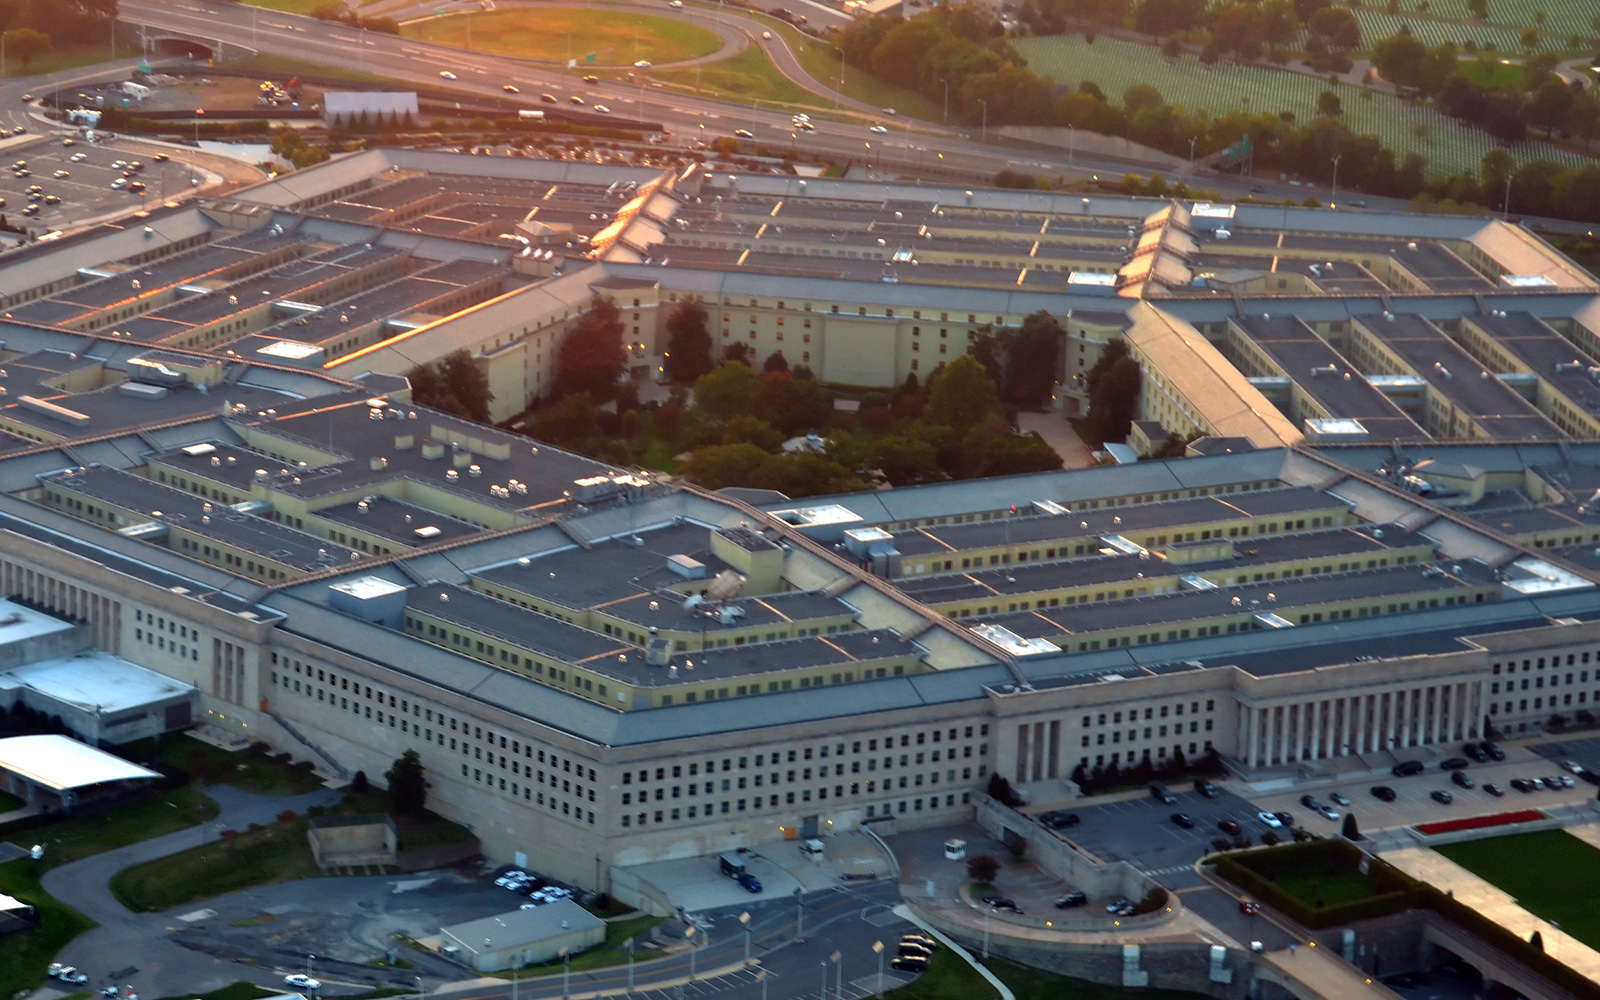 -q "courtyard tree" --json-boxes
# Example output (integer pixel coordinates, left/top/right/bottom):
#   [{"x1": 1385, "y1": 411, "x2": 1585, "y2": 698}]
[
  {"x1": 663, "y1": 295, "x2": 714, "y2": 383},
  {"x1": 967, "y1": 853, "x2": 1001, "y2": 883},
  {"x1": 553, "y1": 295, "x2": 626, "y2": 402},
  {"x1": 385, "y1": 749, "x2": 427, "y2": 816}
]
